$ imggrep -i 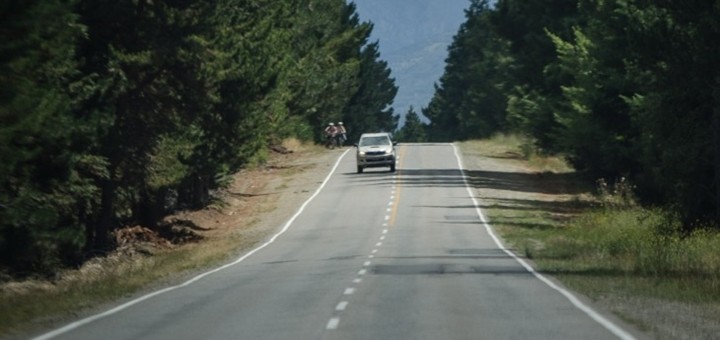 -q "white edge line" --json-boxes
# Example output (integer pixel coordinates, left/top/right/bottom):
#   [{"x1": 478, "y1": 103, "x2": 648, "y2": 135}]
[
  {"x1": 451, "y1": 143, "x2": 636, "y2": 340},
  {"x1": 33, "y1": 149, "x2": 353, "y2": 340}
]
